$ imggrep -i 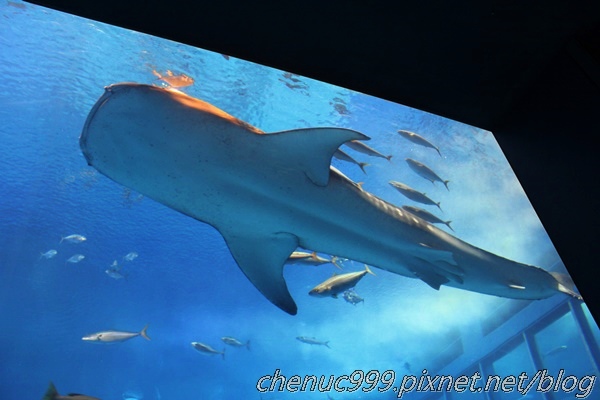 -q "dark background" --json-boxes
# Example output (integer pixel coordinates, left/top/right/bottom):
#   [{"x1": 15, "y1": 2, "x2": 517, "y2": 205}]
[{"x1": 24, "y1": 0, "x2": 600, "y2": 320}]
